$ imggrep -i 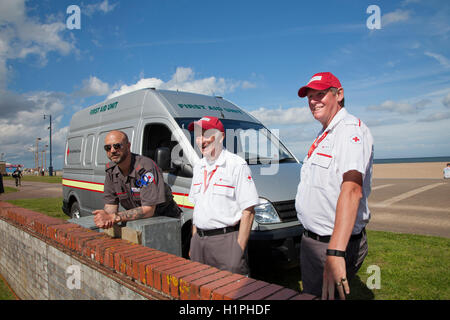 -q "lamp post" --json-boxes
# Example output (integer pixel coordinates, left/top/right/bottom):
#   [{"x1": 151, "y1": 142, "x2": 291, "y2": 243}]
[
  {"x1": 44, "y1": 114, "x2": 53, "y2": 176},
  {"x1": 35, "y1": 137, "x2": 41, "y2": 171}
]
